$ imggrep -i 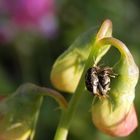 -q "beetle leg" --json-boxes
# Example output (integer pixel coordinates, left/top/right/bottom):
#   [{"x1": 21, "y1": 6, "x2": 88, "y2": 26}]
[
  {"x1": 98, "y1": 83, "x2": 104, "y2": 95},
  {"x1": 110, "y1": 73, "x2": 118, "y2": 78}
]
